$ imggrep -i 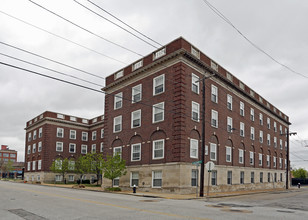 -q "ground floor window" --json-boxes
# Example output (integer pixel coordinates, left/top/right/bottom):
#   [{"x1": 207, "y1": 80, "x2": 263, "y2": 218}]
[
  {"x1": 152, "y1": 170, "x2": 162, "y2": 188},
  {"x1": 31, "y1": 175, "x2": 34, "y2": 182},
  {"x1": 268, "y1": 172, "x2": 271, "y2": 182},
  {"x1": 191, "y1": 169, "x2": 198, "y2": 187},
  {"x1": 211, "y1": 171, "x2": 217, "y2": 186},
  {"x1": 240, "y1": 171, "x2": 244, "y2": 184},
  {"x1": 227, "y1": 171, "x2": 232, "y2": 185},
  {"x1": 113, "y1": 177, "x2": 119, "y2": 187},
  {"x1": 55, "y1": 175, "x2": 62, "y2": 182},
  {"x1": 68, "y1": 175, "x2": 74, "y2": 182},
  {"x1": 260, "y1": 172, "x2": 263, "y2": 183},
  {"x1": 274, "y1": 173, "x2": 277, "y2": 182},
  {"x1": 37, "y1": 175, "x2": 40, "y2": 181},
  {"x1": 131, "y1": 172, "x2": 139, "y2": 187},
  {"x1": 251, "y1": 172, "x2": 255, "y2": 183},
  {"x1": 280, "y1": 173, "x2": 283, "y2": 182}
]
